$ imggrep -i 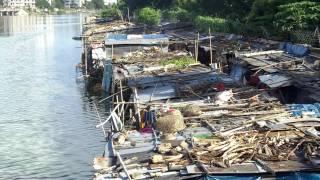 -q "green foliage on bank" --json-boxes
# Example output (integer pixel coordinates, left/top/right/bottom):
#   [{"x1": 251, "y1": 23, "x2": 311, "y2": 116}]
[
  {"x1": 118, "y1": 0, "x2": 320, "y2": 41},
  {"x1": 137, "y1": 7, "x2": 161, "y2": 26},
  {"x1": 101, "y1": 6, "x2": 119, "y2": 18},
  {"x1": 195, "y1": 16, "x2": 229, "y2": 33},
  {"x1": 162, "y1": 7, "x2": 192, "y2": 22}
]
